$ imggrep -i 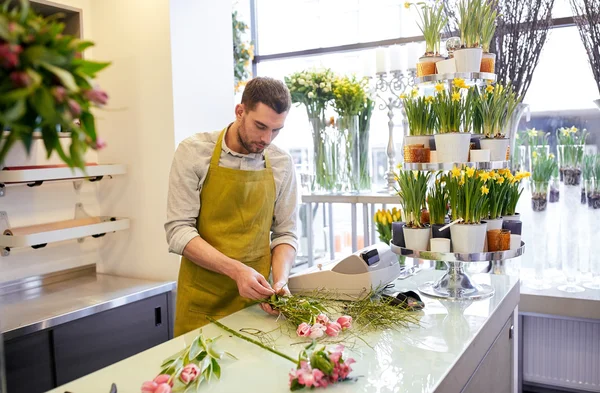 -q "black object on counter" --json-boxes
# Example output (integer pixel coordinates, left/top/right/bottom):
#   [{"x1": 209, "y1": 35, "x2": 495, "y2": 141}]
[
  {"x1": 502, "y1": 220, "x2": 522, "y2": 235},
  {"x1": 392, "y1": 221, "x2": 406, "y2": 247},
  {"x1": 431, "y1": 223, "x2": 451, "y2": 239},
  {"x1": 382, "y1": 291, "x2": 425, "y2": 311}
]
